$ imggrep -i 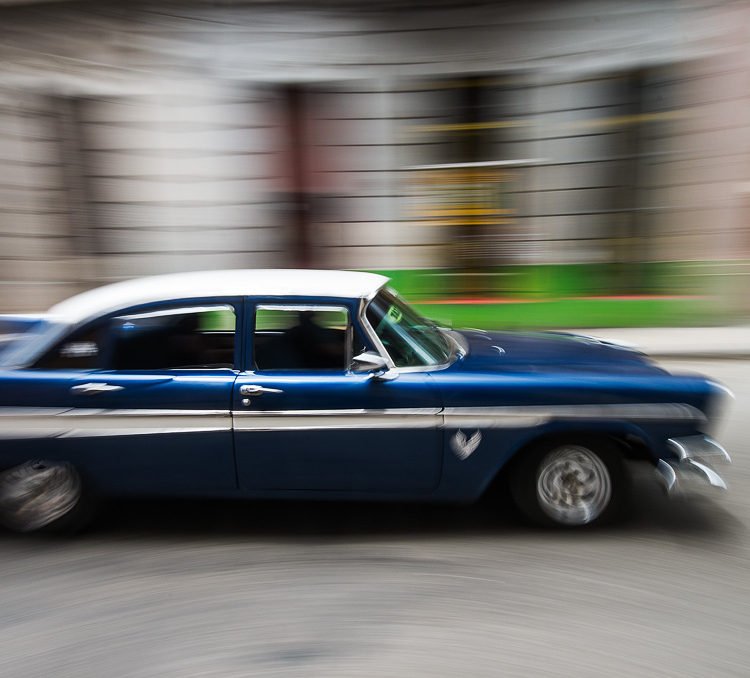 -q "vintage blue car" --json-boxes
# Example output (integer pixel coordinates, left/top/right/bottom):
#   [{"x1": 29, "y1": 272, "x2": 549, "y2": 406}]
[{"x1": 0, "y1": 269, "x2": 731, "y2": 532}]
